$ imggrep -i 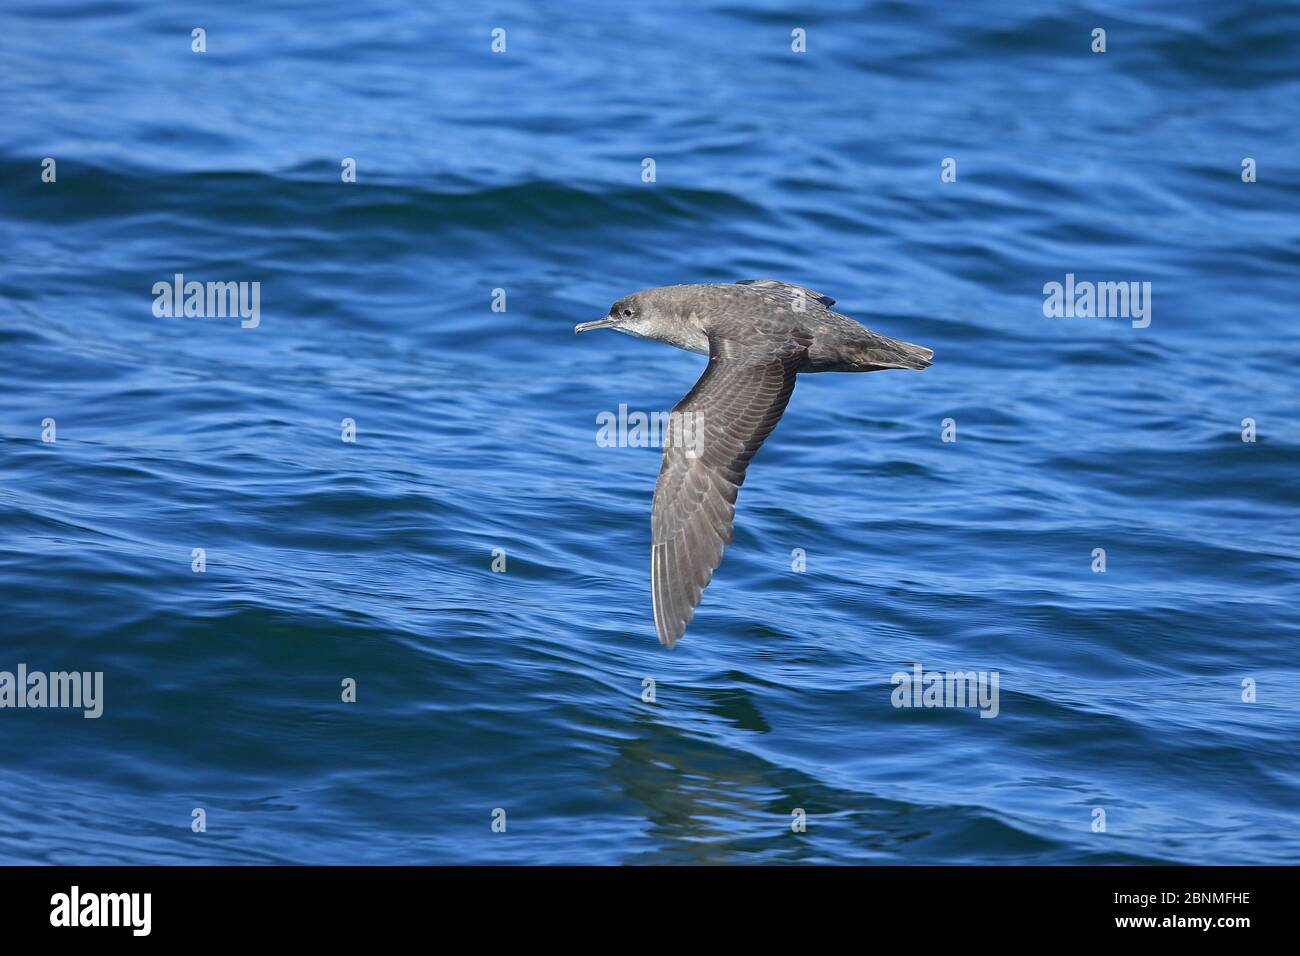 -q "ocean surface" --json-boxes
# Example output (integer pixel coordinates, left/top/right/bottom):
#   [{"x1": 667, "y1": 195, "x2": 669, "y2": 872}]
[{"x1": 1, "y1": 1, "x2": 1297, "y2": 865}]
